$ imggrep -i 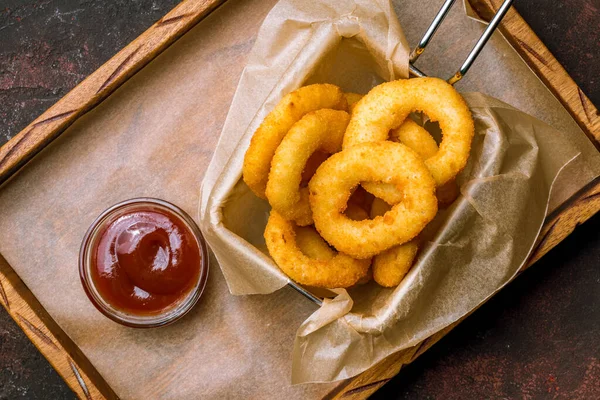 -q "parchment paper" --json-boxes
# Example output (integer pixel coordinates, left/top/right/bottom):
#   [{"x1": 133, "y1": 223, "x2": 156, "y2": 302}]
[
  {"x1": 0, "y1": 0, "x2": 598, "y2": 398},
  {"x1": 199, "y1": 0, "x2": 600, "y2": 384}
]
